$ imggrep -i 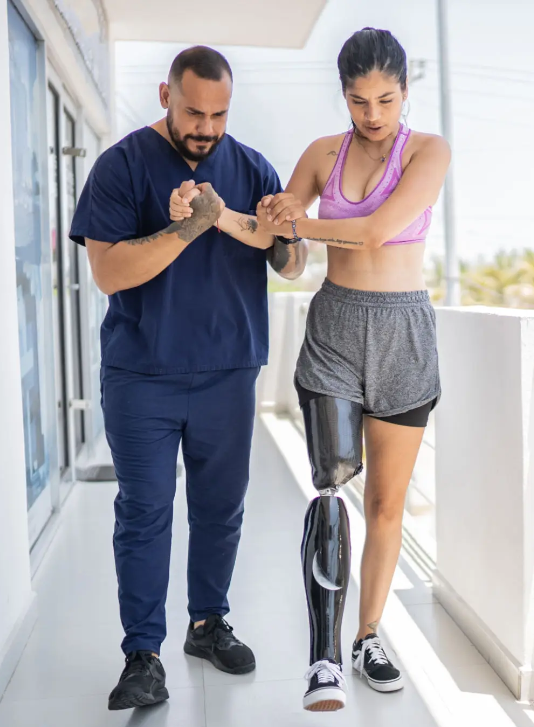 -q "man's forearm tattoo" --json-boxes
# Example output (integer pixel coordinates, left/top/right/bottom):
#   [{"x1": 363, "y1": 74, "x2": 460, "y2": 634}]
[
  {"x1": 268, "y1": 238, "x2": 307, "y2": 275},
  {"x1": 307, "y1": 236, "x2": 364, "y2": 247},
  {"x1": 236, "y1": 216, "x2": 258, "y2": 234},
  {"x1": 125, "y1": 186, "x2": 220, "y2": 246}
]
